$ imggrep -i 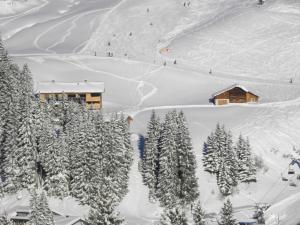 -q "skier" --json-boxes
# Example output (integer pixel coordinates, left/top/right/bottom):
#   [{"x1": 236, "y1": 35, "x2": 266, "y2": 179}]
[
  {"x1": 108, "y1": 41, "x2": 111, "y2": 46},
  {"x1": 129, "y1": 32, "x2": 132, "y2": 36},
  {"x1": 147, "y1": 8, "x2": 149, "y2": 12},
  {"x1": 290, "y1": 78, "x2": 293, "y2": 84},
  {"x1": 174, "y1": 60, "x2": 177, "y2": 65},
  {"x1": 209, "y1": 69, "x2": 212, "y2": 74},
  {"x1": 163, "y1": 61, "x2": 167, "y2": 66},
  {"x1": 94, "y1": 51, "x2": 97, "y2": 56}
]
